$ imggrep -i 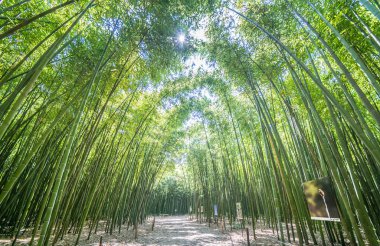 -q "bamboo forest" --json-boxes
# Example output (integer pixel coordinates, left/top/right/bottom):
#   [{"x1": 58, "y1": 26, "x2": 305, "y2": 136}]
[{"x1": 1, "y1": 0, "x2": 380, "y2": 245}]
